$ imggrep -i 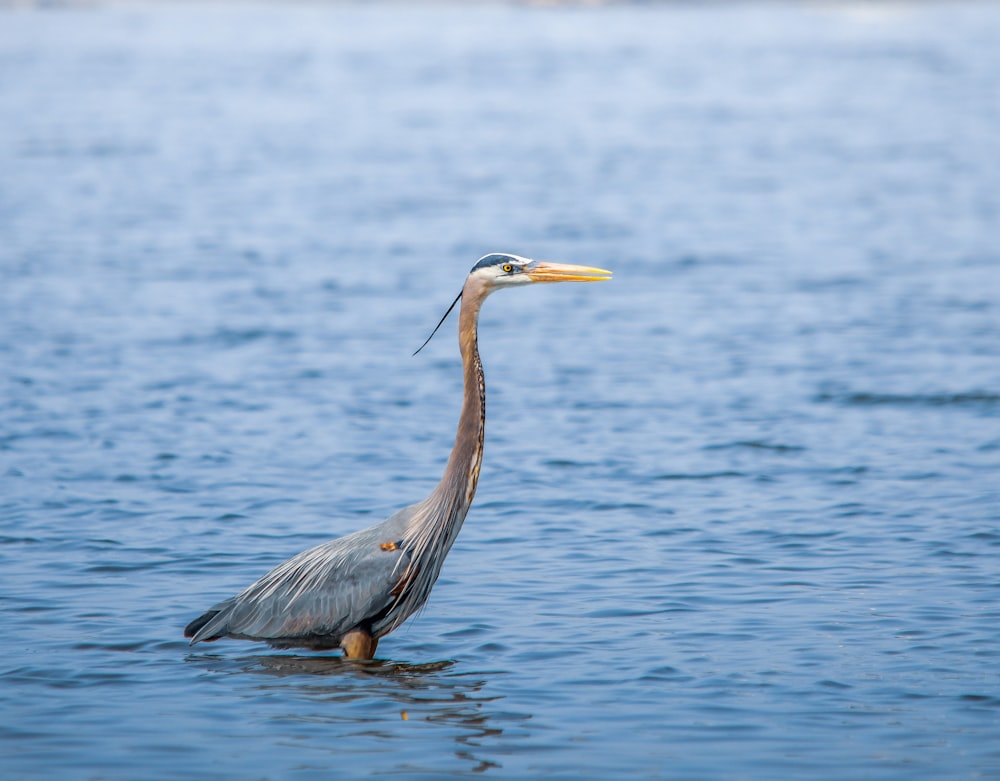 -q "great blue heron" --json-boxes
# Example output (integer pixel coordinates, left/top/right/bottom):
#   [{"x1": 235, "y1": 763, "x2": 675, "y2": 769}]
[{"x1": 184, "y1": 253, "x2": 611, "y2": 659}]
